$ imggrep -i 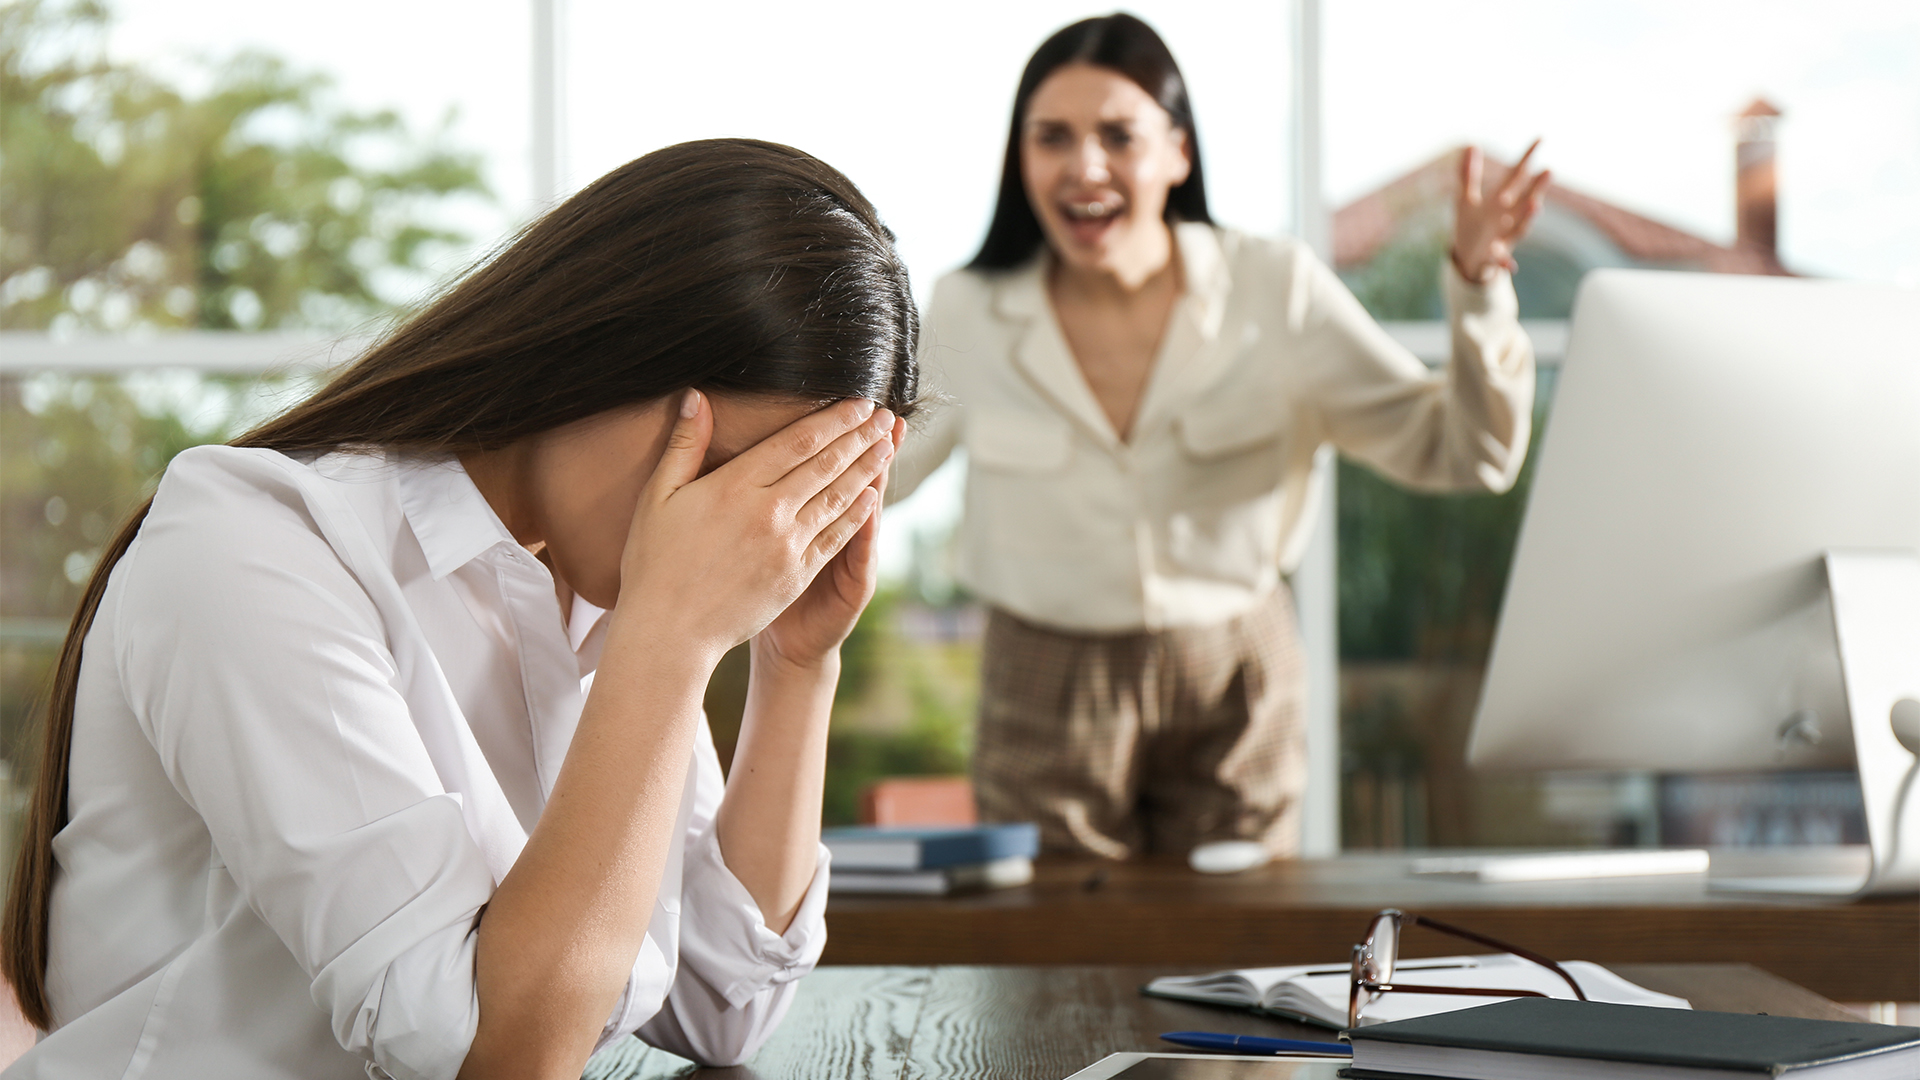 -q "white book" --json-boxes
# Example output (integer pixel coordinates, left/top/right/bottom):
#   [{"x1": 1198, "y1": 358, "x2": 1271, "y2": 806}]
[
  {"x1": 1410, "y1": 849, "x2": 1710, "y2": 883},
  {"x1": 828, "y1": 855, "x2": 1034, "y2": 895},
  {"x1": 1143, "y1": 953, "x2": 1691, "y2": 1030}
]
